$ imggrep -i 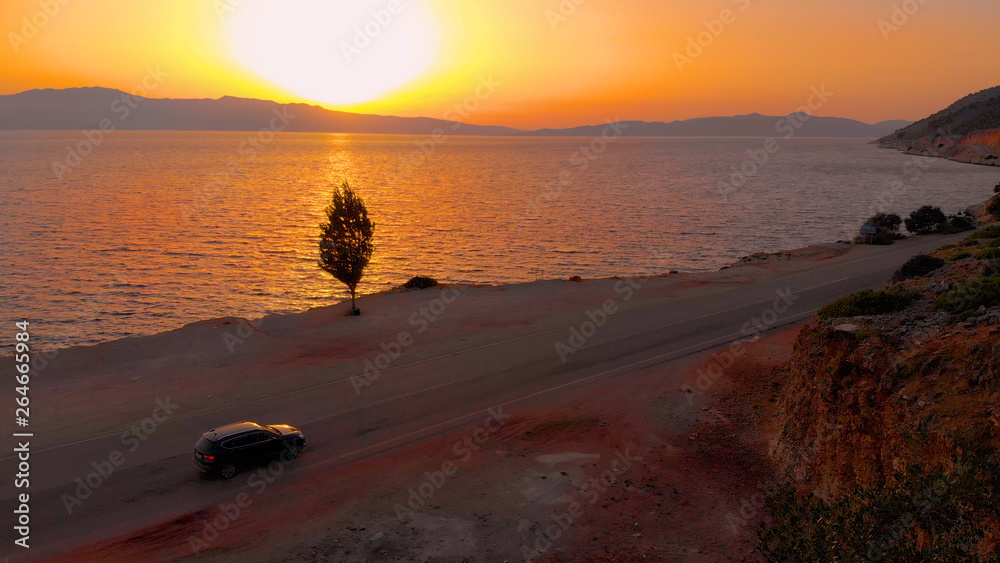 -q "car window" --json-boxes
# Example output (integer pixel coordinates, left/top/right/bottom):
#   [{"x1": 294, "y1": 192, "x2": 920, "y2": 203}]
[
  {"x1": 195, "y1": 436, "x2": 215, "y2": 451},
  {"x1": 246, "y1": 432, "x2": 273, "y2": 444},
  {"x1": 221, "y1": 435, "x2": 254, "y2": 449}
]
